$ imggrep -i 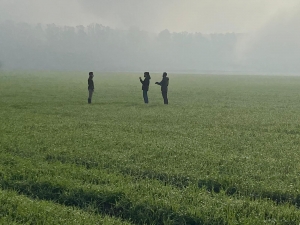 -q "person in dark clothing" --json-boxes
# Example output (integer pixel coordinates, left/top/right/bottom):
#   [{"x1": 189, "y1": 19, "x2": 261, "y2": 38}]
[
  {"x1": 88, "y1": 72, "x2": 94, "y2": 104},
  {"x1": 155, "y1": 72, "x2": 169, "y2": 104},
  {"x1": 139, "y1": 72, "x2": 151, "y2": 104}
]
